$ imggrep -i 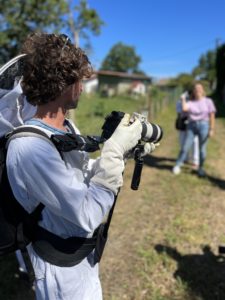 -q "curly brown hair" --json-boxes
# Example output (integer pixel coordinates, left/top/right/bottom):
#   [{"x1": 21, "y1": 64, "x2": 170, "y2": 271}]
[{"x1": 21, "y1": 32, "x2": 93, "y2": 105}]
